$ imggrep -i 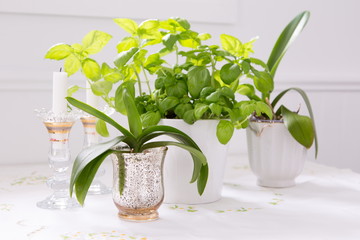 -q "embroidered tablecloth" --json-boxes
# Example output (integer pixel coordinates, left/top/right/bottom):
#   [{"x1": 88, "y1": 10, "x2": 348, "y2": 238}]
[{"x1": 1, "y1": 155, "x2": 360, "y2": 240}]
